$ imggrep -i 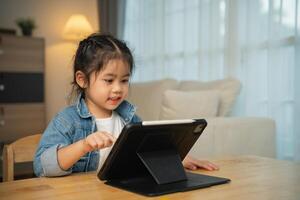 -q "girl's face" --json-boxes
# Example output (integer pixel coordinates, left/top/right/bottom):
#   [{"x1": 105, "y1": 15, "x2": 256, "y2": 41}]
[{"x1": 78, "y1": 59, "x2": 130, "y2": 118}]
